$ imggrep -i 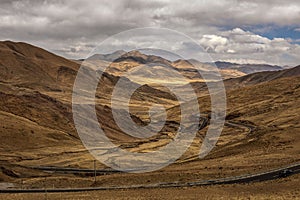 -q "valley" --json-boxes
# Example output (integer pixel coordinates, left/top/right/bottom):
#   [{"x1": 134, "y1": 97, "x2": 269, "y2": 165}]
[{"x1": 0, "y1": 41, "x2": 299, "y2": 199}]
